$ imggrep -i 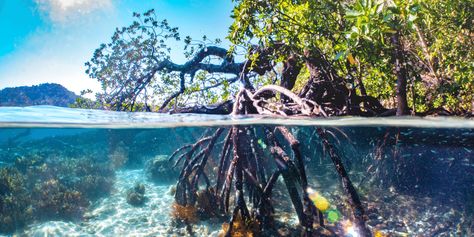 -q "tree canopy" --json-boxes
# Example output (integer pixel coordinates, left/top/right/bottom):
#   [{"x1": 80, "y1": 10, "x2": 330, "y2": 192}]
[
  {"x1": 84, "y1": 9, "x2": 268, "y2": 112},
  {"x1": 84, "y1": 0, "x2": 473, "y2": 115},
  {"x1": 229, "y1": 0, "x2": 473, "y2": 115}
]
